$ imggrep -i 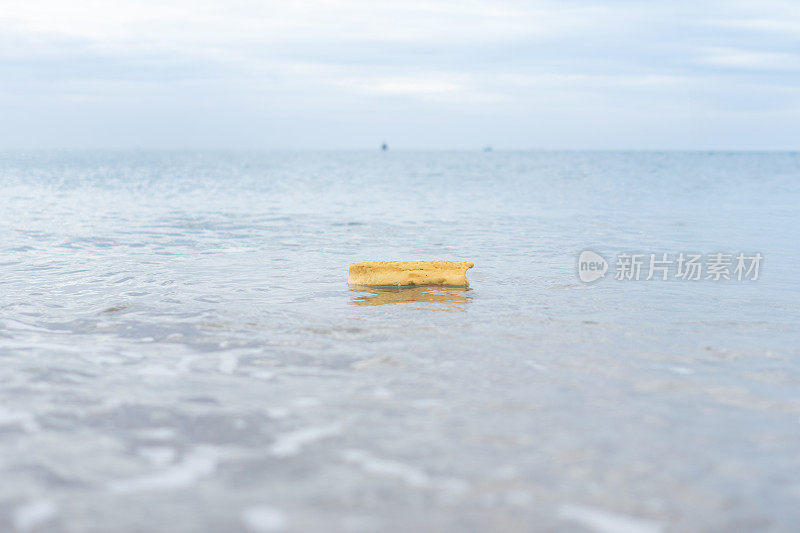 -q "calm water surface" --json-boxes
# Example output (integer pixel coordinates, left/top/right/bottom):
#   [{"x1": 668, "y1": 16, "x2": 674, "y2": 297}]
[{"x1": 1, "y1": 151, "x2": 799, "y2": 532}]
